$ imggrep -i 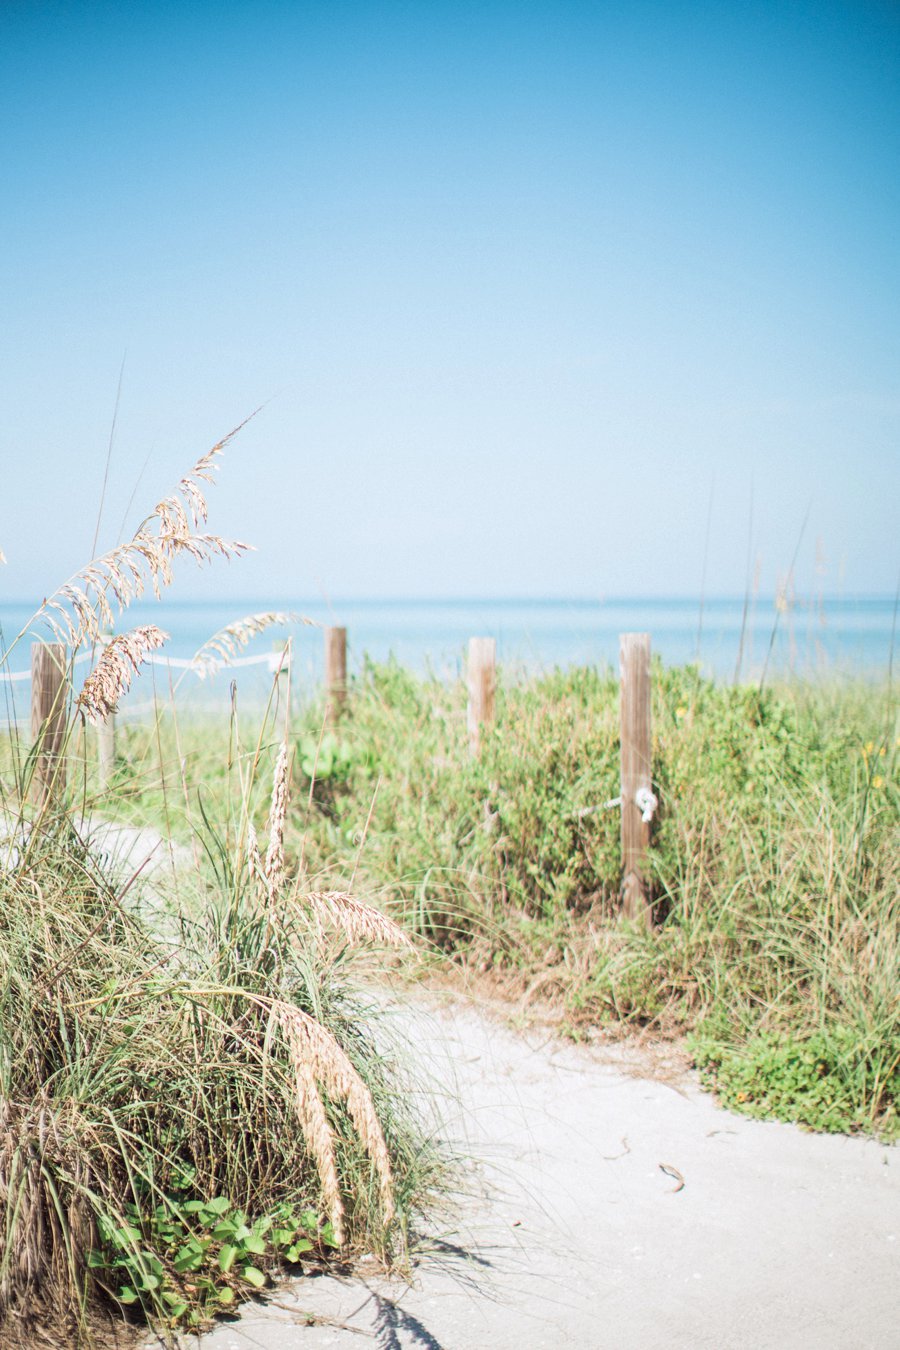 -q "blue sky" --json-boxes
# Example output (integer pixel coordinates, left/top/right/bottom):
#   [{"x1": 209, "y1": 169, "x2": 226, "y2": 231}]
[{"x1": 1, "y1": 0, "x2": 897, "y2": 603}]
